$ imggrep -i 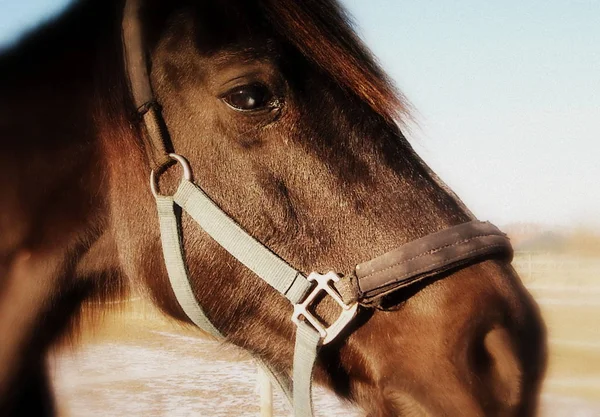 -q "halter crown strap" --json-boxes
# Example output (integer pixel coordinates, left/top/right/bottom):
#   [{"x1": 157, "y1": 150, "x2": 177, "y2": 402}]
[{"x1": 122, "y1": 0, "x2": 172, "y2": 170}]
